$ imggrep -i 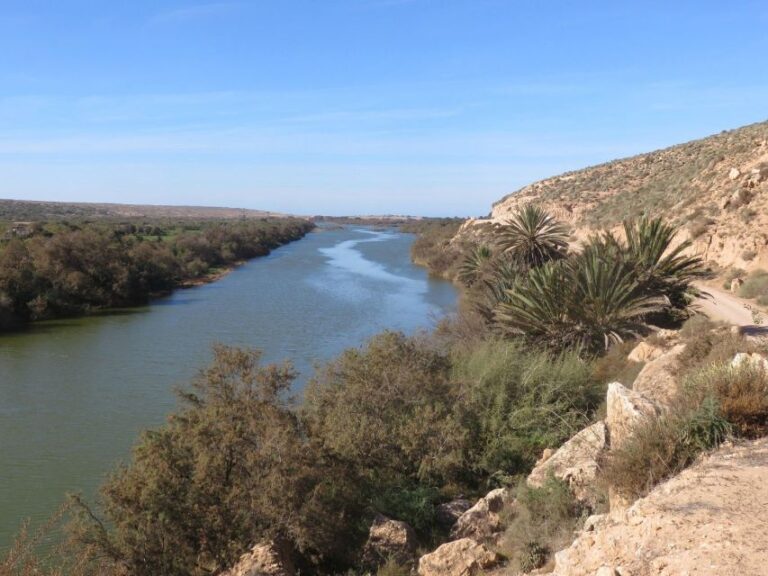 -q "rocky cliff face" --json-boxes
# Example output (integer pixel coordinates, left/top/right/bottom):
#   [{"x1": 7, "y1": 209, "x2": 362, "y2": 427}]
[{"x1": 470, "y1": 120, "x2": 768, "y2": 271}]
